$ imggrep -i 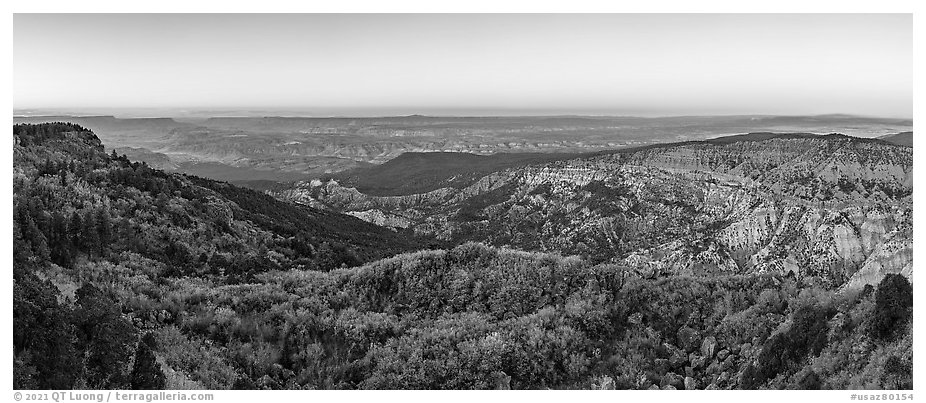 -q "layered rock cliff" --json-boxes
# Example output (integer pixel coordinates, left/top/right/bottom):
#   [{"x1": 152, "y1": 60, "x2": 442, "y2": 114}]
[{"x1": 269, "y1": 133, "x2": 912, "y2": 289}]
